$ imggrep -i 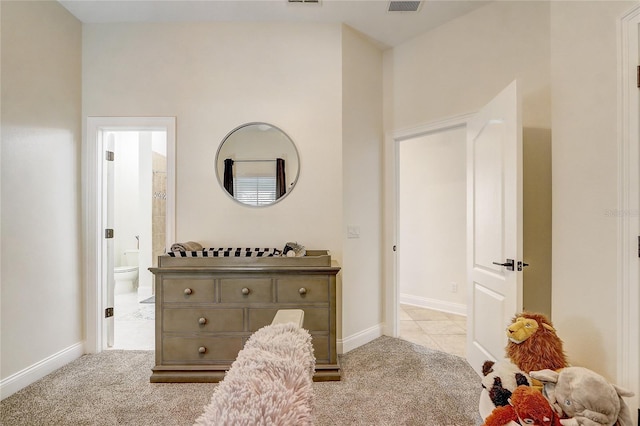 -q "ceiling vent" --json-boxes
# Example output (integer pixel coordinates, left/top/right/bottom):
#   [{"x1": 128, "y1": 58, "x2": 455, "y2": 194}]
[
  {"x1": 288, "y1": 0, "x2": 320, "y2": 4},
  {"x1": 388, "y1": 1, "x2": 422, "y2": 12}
]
